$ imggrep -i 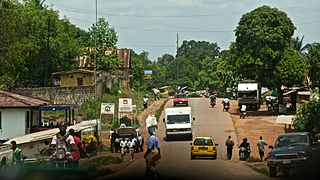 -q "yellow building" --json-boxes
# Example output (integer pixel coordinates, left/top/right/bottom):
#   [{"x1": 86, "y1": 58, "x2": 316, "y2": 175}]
[{"x1": 52, "y1": 69, "x2": 95, "y2": 87}]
